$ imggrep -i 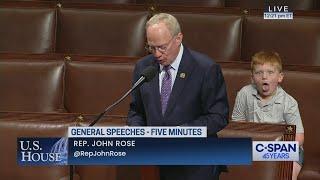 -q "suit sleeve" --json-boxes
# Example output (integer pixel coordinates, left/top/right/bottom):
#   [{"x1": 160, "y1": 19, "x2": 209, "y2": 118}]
[
  {"x1": 127, "y1": 64, "x2": 147, "y2": 126},
  {"x1": 184, "y1": 64, "x2": 229, "y2": 135}
]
